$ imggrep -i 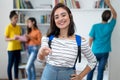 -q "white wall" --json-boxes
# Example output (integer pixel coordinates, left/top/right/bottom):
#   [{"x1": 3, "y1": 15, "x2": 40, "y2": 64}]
[
  {"x1": 0, "y1": 0, "x2": 120, "y2": 79},
  {"x1": 0, "y1": 0, "x2": 12, "y2": 79},
  {"x1": 109, "y1": 0, "x2": 120, "y2": 80}
]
